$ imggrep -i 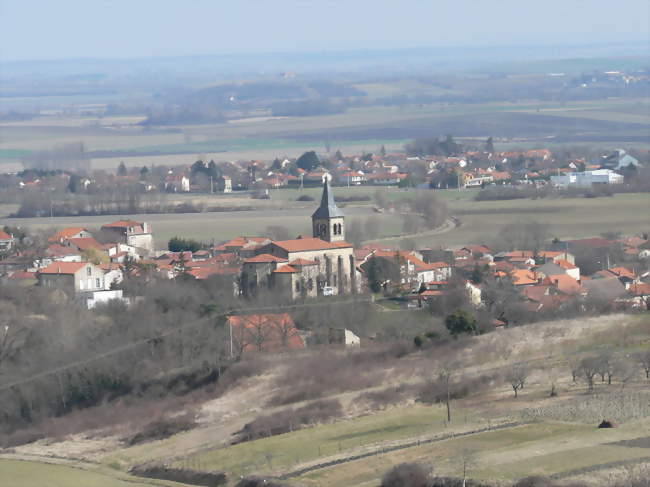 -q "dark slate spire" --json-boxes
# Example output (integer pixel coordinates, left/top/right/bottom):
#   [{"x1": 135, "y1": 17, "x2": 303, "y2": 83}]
[{"x1": 312, "y1": 178, "x2": 344, "y2": 219}]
